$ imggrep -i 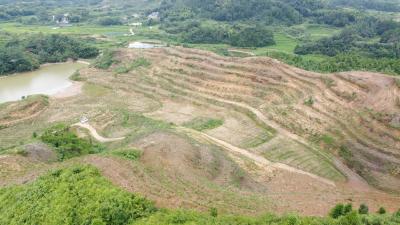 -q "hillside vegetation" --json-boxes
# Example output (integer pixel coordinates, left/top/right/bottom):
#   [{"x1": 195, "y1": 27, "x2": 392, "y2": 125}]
[
  {"x1": 0, "y1": 33, "x2": 98, "y2": 75},
  {"x1": 0, "y1": 166, "x2": 399, "y2": 224}
]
